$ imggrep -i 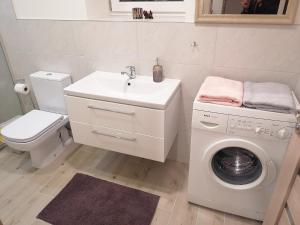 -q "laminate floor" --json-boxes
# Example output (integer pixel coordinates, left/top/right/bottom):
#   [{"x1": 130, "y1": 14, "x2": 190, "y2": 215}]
[{"x1": 0, "y1": 146, "x2": 262, "y2": 225}]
